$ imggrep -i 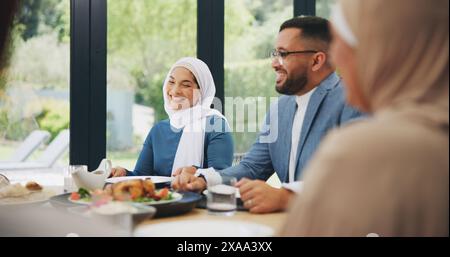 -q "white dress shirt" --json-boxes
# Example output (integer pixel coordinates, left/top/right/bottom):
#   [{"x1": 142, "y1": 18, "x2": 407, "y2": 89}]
[{"x1": 282, "y1": 88, "x2": 316, "y2": 193}]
